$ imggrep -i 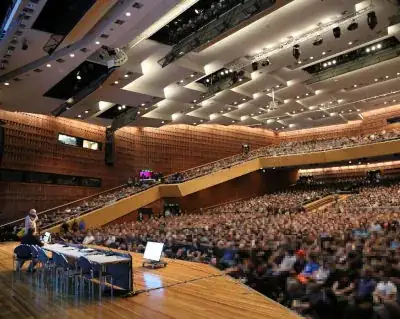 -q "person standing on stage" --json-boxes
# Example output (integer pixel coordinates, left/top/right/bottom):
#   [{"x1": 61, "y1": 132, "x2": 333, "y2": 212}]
[{"x1": 25, "y1": 209, "x2": 38, "y2": 235}]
